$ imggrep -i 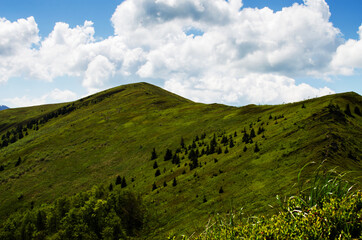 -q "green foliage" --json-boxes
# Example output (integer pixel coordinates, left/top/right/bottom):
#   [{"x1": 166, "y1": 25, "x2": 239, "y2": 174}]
[
  {"x1": 194, "y1": 168, "x2": 361, "y2": 240},
  {"x1": 0, "y1": 187, "x2": 145, "y2": 239},
  {"x1": 195, "y1": 191, "x2": 361, "y2": 240}
]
